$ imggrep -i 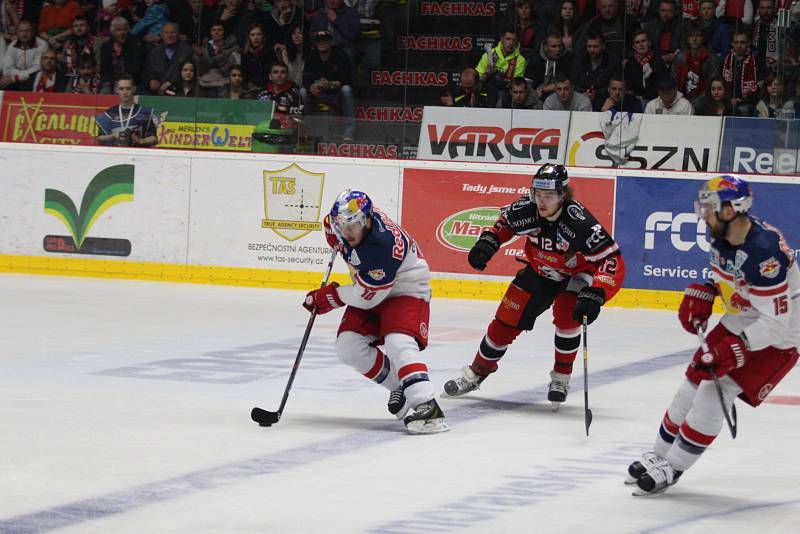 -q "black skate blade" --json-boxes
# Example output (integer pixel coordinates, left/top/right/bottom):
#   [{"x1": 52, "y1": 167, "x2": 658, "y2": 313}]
[
  {"x1": 585, "y1": 407, "x2": 593, "y2": 436},
  {"x1": 251, "y1": 407, "x2": 280, "y2": 427}
]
